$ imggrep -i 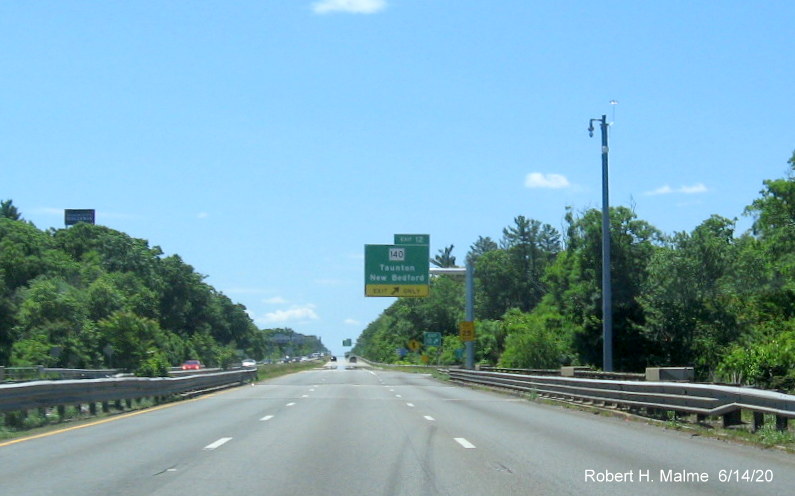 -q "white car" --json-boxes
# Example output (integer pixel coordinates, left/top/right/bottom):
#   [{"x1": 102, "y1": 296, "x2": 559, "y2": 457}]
[{"x1": 241, "y1": 359, "x2": 257, "y2": 368}]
